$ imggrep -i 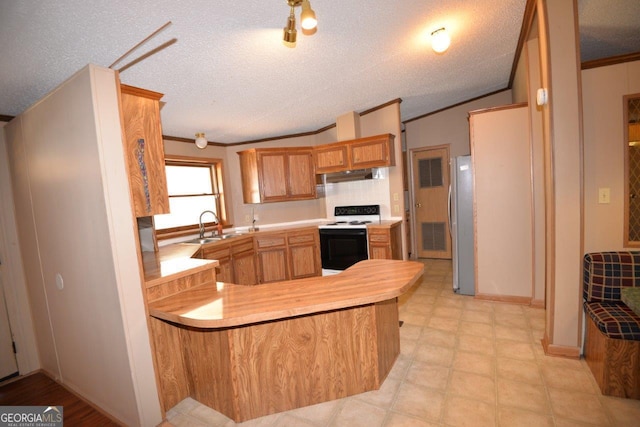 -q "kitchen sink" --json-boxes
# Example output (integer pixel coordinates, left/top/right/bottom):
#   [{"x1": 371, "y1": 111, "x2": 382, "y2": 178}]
[
  {"x1": 183, "y1": 237, "x2": 222, "y2": 244},
  {"x1": 218, "y1": 233, "x2": 244, "y2": 239},
  {"x1": 182, "y1": 233, "x2": 245, "y2": 244}
]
